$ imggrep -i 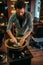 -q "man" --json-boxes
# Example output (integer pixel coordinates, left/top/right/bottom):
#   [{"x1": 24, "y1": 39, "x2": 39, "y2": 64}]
[{"x1": 7, "y1": 0, "x2": 33, "y2": 46}]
